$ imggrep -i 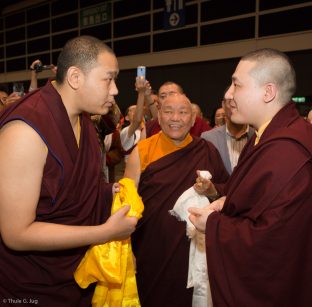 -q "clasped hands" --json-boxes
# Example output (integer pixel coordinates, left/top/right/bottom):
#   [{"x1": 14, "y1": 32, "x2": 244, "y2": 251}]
[{"x1": 188, "y1": 170, "x2": 226, "y2": 233}]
